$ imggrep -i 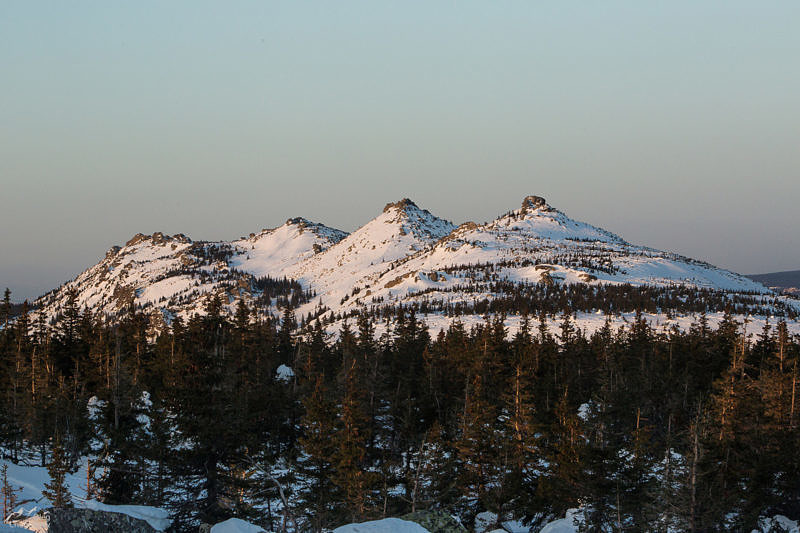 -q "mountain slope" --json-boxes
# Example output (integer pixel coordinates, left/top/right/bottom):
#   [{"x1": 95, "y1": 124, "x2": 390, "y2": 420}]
[
  {"x1": 283, "y1": 199, "x2": 456, "y2": 310},
  {"x1": 35, "y1": 218, "x2": 347, "y2": 324},
  {"x1": 335, "y1": 196, "x2": 770, "y2": 313},
  {"x1": 229, "y1": 217, "x2": 348, "y2": 278}
]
